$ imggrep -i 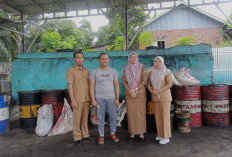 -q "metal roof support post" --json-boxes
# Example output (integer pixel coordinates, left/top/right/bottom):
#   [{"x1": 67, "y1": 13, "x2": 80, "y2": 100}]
[
  {"x1": 26, "y1": 19, "x2": 47, "y2": 52},
  {"x1": 128, "y1": 8, "x2": 153, "y2": 49},
  {"x1": 21, "y1": 14, "x2": 25, "y2": 53},
  {"x1": 125, "y1": 4, "x2": 128, "y2": 51},
  {"x1": 215, "y1": 2, "x2": 232, "y2": 24}
]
